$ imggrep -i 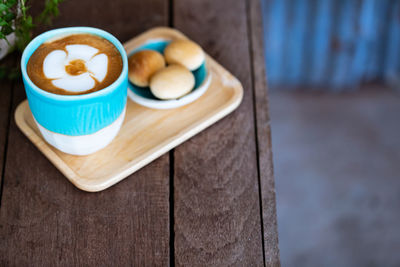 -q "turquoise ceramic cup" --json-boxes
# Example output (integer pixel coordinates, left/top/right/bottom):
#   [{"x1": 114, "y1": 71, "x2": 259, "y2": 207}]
[{"x1": 21, "y1": 27, "x2": 128, "y2": 155}]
